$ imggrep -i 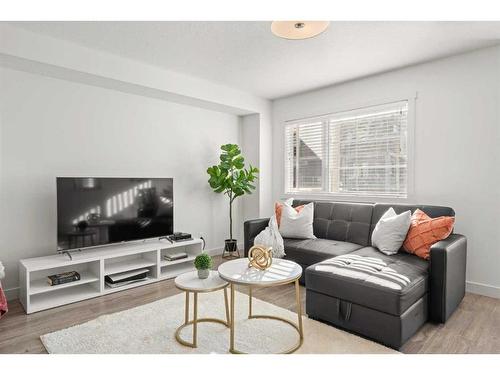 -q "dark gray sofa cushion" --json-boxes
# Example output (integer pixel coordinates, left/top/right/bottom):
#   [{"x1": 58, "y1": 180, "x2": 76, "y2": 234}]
[
  {"x1": 284, "y1": 238, "x2": 363, "y2": 266},
  {"x1": 306, "y1": 246, "x2": 429, "y2": 316},
  {"x1": 293, "y1": 200, "x2": 374, "y2": 246}
]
